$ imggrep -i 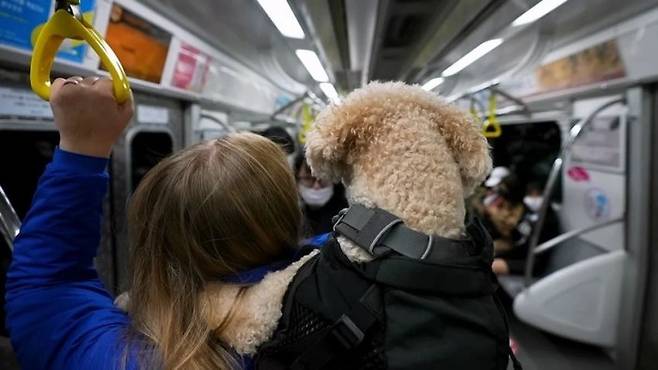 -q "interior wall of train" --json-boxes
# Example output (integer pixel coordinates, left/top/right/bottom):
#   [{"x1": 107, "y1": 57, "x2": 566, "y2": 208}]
[{"x1": 1, "y1": 0, "x2": 658, "y2": 369}]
